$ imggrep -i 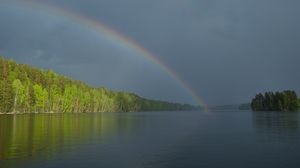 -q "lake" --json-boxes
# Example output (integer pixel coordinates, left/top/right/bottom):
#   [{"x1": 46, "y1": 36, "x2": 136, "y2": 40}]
[{"x1": 0, "y1": 111, "x2": 300, "y2": 168}]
